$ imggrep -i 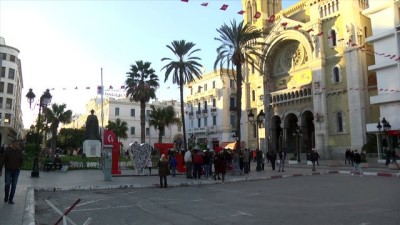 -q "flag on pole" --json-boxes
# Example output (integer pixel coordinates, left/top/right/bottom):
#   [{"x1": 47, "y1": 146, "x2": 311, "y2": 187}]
[
  {"x1": 201, "y1": 2, "x2": 208, "y2": 7},
  {"x1": 237, "y1": 10, "x2": 245, "y2": 15}
]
